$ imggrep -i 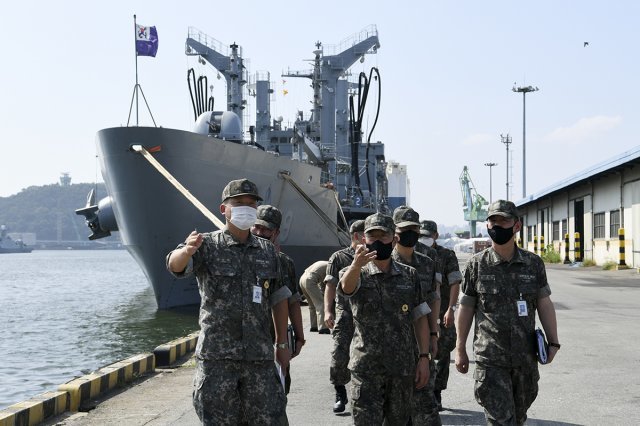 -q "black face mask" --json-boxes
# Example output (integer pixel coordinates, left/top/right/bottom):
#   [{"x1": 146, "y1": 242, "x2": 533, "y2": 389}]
[
  {"x1": 488, "y1": 225, "x2": 515, "y2": 245},
  {"x1": 398, "y1": 230, "x2": 420, "y2": 248},
  {"x1": 366, "y1": 239, "x2": 394, "y2": 260}
]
